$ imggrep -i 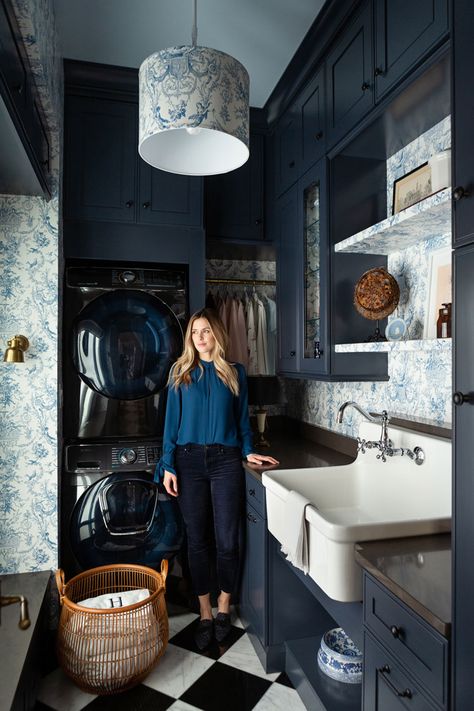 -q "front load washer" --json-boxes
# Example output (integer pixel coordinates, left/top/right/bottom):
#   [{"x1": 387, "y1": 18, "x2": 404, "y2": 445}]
[{"x1": 61, "y1": 441, "x2": 184, "y2": 576}]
